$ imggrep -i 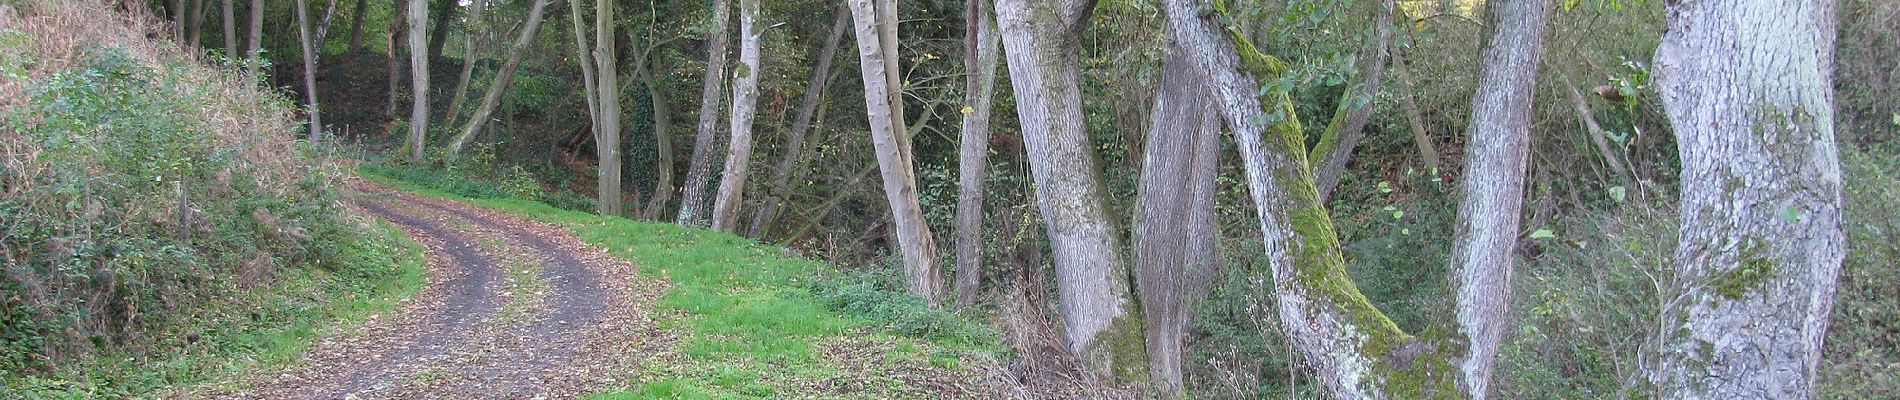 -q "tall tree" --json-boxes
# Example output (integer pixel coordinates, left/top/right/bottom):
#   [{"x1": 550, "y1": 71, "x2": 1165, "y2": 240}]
[
  {"x1": 295, "y1": 0, "x2": 324, "y2": 141},
  {"x1": 386, "y1": 0, "x2": 409, "y2": 119},
  {"x1": 1160, "y1": 0, "x2": 1550, "y2": 397},
  {"x1": 677, "y1": 0, "x2": 734, "y2": 226},
  {"x1": 407, "y1": 0, "x2": 430, "y2": 163},
  {"x1": 1649, "y1": 0, "x2": 1845, "y2": 397},
  {"x1": 1132, "y1": 47, "x2": 1222, "y2": 398},
  {"x1": 848, "y1": 0, "x2": 945, "y2": 306},
  {"x1": 752, "y1": 7, "x2": 848, "y2": 238},
  {"x1": 593, "y1": 0, "x2": 623, "y2": 216},
  {"x1": 708, "y1": 0, "x2": 763, "y2": 231},
  {"x1": 569, "y1": 0, "x2": 600, "y2": 163},
  {"x1": 994, "y1": 0, "x2": 1141, "y2": 379},
  {"x1": 445, "y1": 0, "x2": 555, "y2": 159},
  {"x1": 188, "y1": 0, "x2": 204, "y2": 47},
  {"x1": 638, "y1": 50, "x2": 677, "y2": 221},
  {"x1": 952, "y1": 0, "x2": 1001, "y2": 309},
  {"x1": 426, "y1": 0, "x2": 458, "y2": 61},
  {"x1": 1307, "y1": 0, "x2": 1397, "y2": 201},
  {"x1": 442, "y1": 0, "x2": 490, "y2": 130},
  {"x1": 344, "y1": 0, "x2": 370, "y2": 54},
  {"x1": 245, "y1": 0, "x2": 260, "y2": 61},
  {"x1": 221, "y1": 0, "x2": 235, "y2": 57}
]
